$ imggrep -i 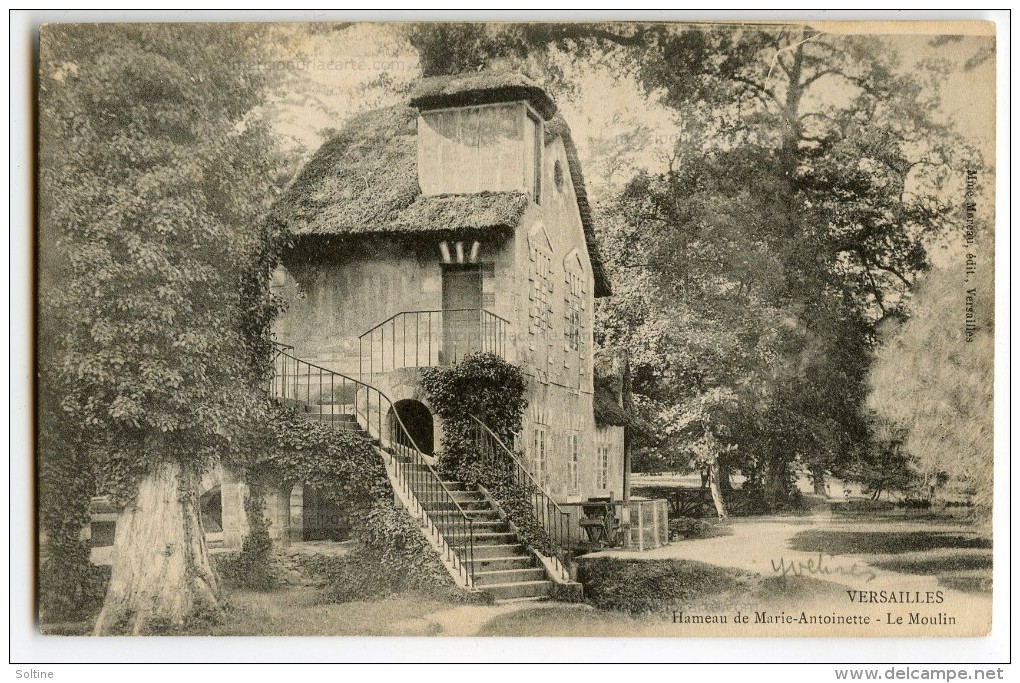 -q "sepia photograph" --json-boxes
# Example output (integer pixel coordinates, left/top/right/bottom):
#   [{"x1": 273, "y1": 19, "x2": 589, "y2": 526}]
[{"x1": 25, "y1": 12, "x2": 1002, "y2": 659}]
